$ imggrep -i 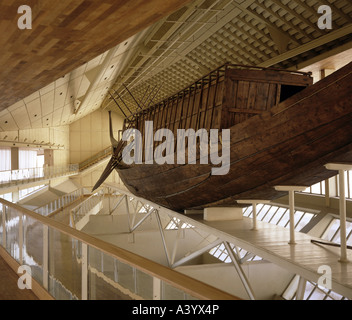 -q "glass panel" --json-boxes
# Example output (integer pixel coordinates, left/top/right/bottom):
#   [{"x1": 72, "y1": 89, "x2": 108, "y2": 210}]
[
  {"x1": 323, "y1": 219, "x2": 339, "y2": 241},
  {"x1": 5, "y1": 207, "x2": 20, "y2": 261},
  {"x1": 88, "y1": 247, "x2": 154, "y2": 300},
  {"x1": 242, "y1": 206, "x2": 250, "y2": 216},
  {"x1": 48, "y1": 228, "x2": 81, "y2": 300},
  {"x1": 23, "y1": 215, "x2": 43, "y2": 285},
  {"x1": 136, "y1": 269, "x2": 153, "y2": 299},
  {"x1": 311, "y1": 182, "x2": 321, "y2": 195},
  {"x1": 117, "y1": 260, "x2": 135, "y2": 293},
  {"x1": 162, "y1": 281, "x2": 185, "y2": 300},
  {"x1": 277, "y1": 210, "x2": 290, "y2": 228}
]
